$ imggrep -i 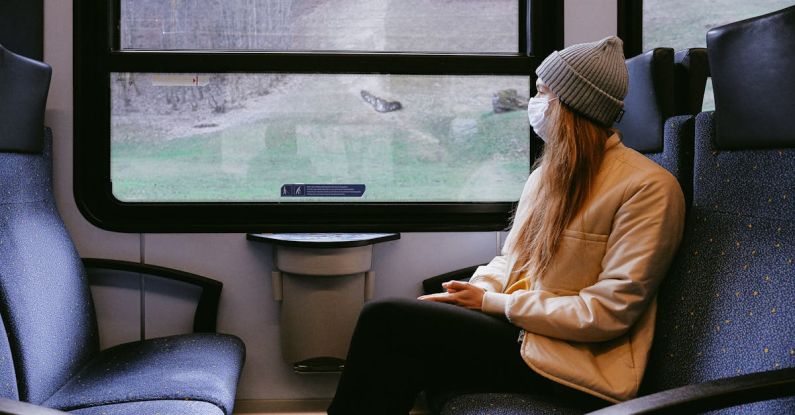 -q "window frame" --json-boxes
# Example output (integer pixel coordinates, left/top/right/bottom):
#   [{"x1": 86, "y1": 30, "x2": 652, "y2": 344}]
[
  {"x1": 74, "y1": 0, "x2": 564, "y2": 232},
  {"x1": 617, "y1": 0, "x2": 643, "y2": 59}
]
